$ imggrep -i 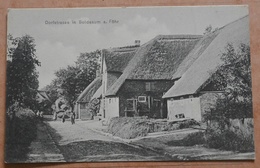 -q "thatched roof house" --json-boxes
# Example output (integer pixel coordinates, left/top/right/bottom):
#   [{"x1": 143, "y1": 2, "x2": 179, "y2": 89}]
[
  {"x1": 163, "y1": 15, "x2": 249, "y2": 121},
  {"x1": 102, "y1": 34, "x2": 209, "y2": 119},
  {"x1": 106, "y1": 35, "x2": 203, "y2": 97},
  {"x1": 91, "y1": 15, "x2": 249, "y2": 121}
]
